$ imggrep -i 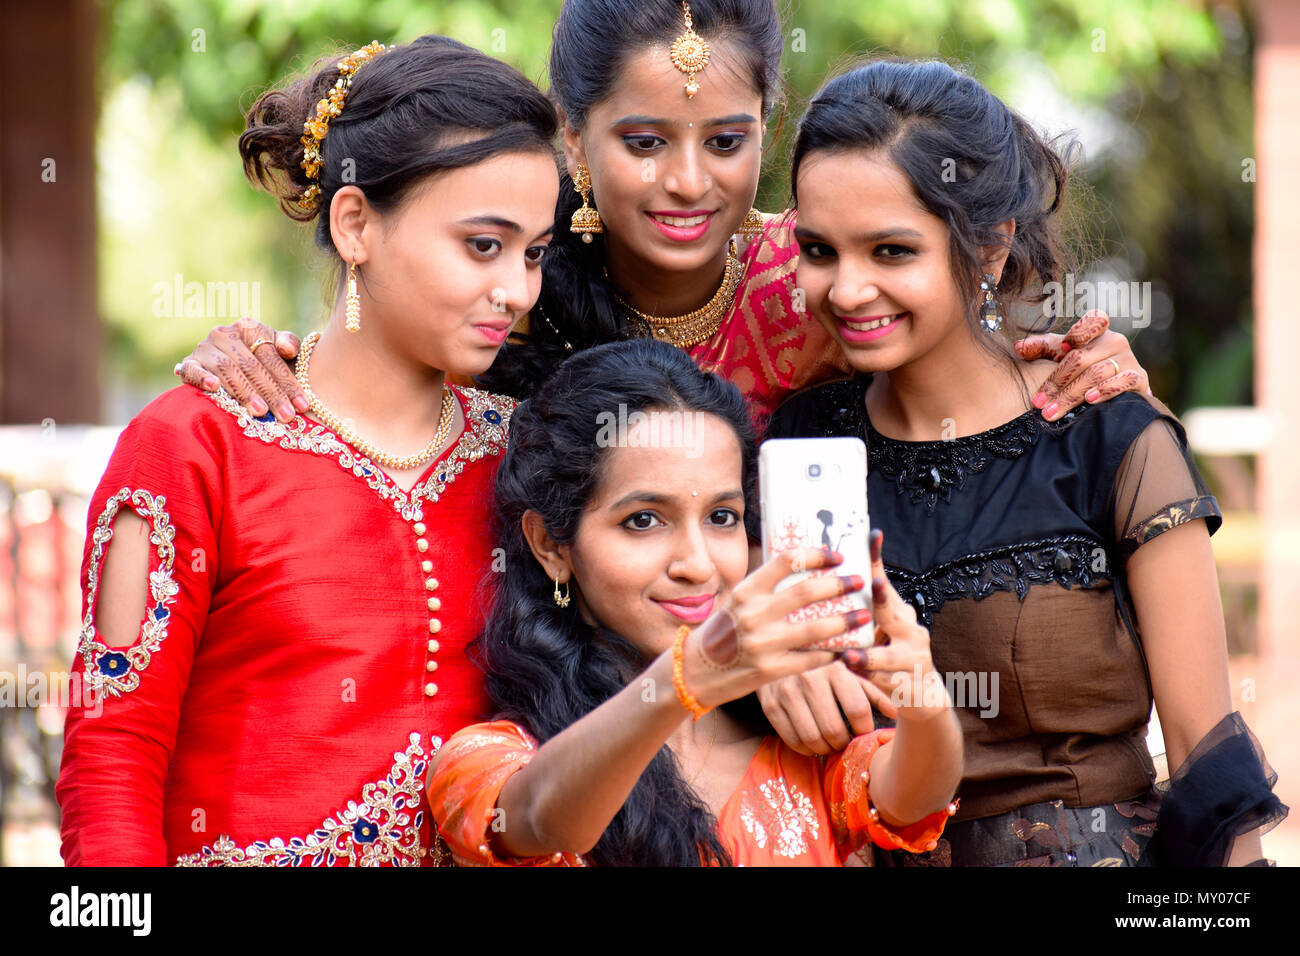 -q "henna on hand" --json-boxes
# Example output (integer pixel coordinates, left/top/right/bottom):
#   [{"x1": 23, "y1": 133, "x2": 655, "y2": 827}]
[{"x1": 695, "y1": 606, "x2": 743, "y2": 669}]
